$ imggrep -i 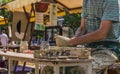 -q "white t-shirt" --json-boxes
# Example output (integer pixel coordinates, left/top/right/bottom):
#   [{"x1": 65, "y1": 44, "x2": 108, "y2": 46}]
[{"x1": 0, "y1": 33, "x2": 9, "y2": 46}]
